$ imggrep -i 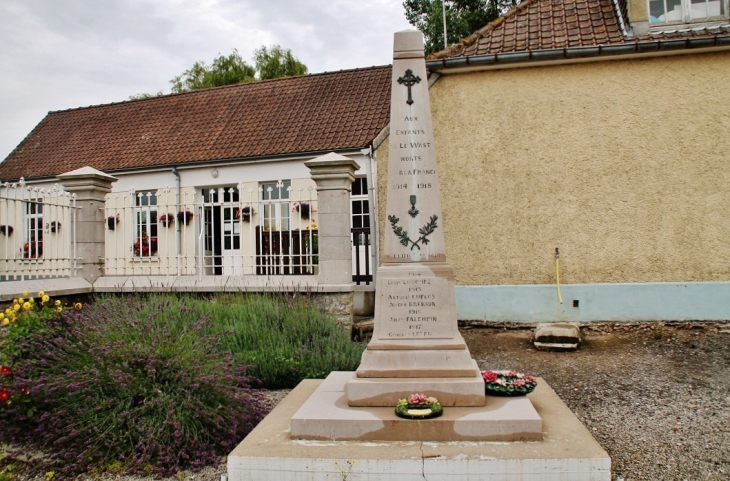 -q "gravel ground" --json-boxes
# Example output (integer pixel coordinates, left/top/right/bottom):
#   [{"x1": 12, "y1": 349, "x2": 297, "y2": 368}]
[
  {"x1": 462, "y1": 322, "x2": 730, "y2": 481},
  {"x1": 5, "y1": 323, "x2": 729, "y2": 481}
]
